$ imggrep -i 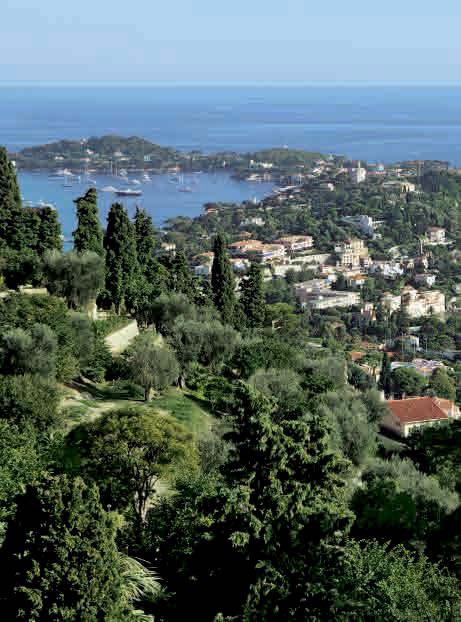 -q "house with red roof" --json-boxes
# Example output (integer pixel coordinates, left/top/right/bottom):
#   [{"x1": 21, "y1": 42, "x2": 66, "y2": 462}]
[{"x1": 382, "y1": 396, "x2": 460, "y2": 438}]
